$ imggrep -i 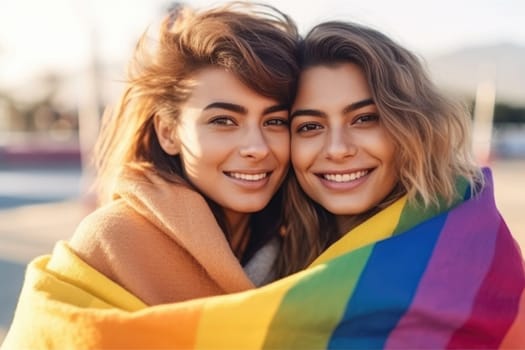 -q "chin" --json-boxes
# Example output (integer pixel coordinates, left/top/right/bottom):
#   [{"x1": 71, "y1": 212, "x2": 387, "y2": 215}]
[
  {"x1": 230, "y1": 202, "x2": 268, "y2": 213},
  {"x1": 324, "y1": 203, "x2": 369, "y2": 216}
]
